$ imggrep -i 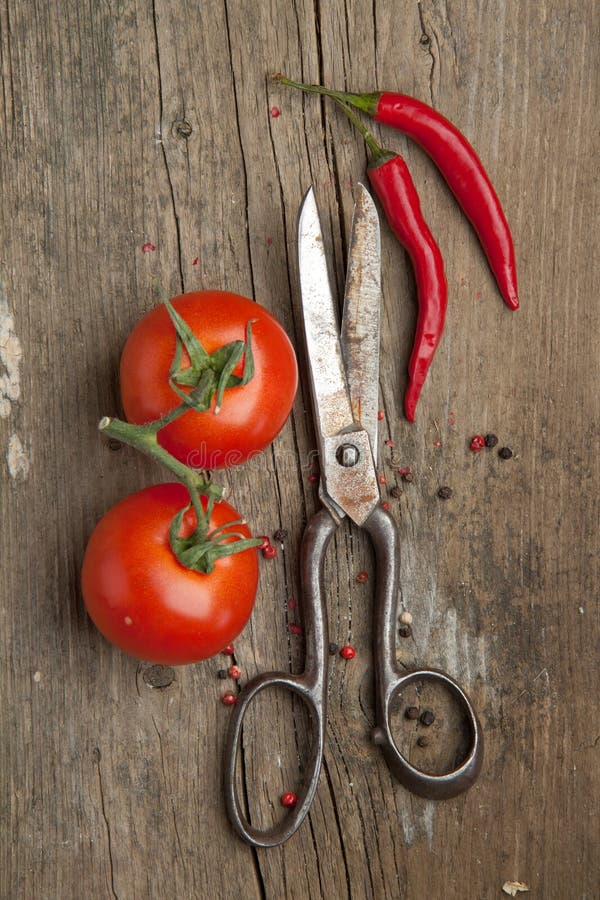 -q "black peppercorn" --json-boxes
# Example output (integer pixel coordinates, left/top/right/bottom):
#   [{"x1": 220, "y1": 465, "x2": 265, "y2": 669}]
[
  {"x1": 328, "y1": 642, "x2": 339, "y2": 656},
  {"x1": 498, "y1": 447, "x2": 513, "y2": 459},
  {"x1": 398, "y1": 625, "x2": 412, "y2": 638},
  {"x1": 417, "y1": 736, "x2": 430, "y2": 748},
  {"x1": 484, "y1": 433, "x2": 498, "y2": 448},
  {"x1": 405, "y1": 706, "x2": 420, "y2": 720},
  {"x1": 420, "y1": 710, "x2": 435, "y2": 726},
  {"x1": 217, "y1": 669, "x2": 228, "y2": 679},
  {"x1": 437, "y1": 486, "x2": 453, "y2": 500},
  {"x1": 273, "y1": 528, "x2": 288, "y2": 542},
  {"x1": 390, "y1": 486, "x2": 403, "y2": 499}
]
